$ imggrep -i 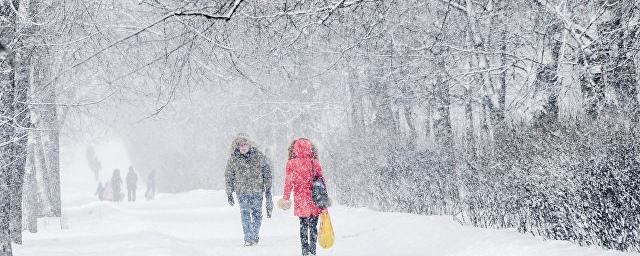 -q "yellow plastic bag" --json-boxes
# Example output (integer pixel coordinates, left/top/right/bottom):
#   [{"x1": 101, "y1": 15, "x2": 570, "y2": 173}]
[{"x1": 318, "y1": 211, "x2": 335, "y2": 249}]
